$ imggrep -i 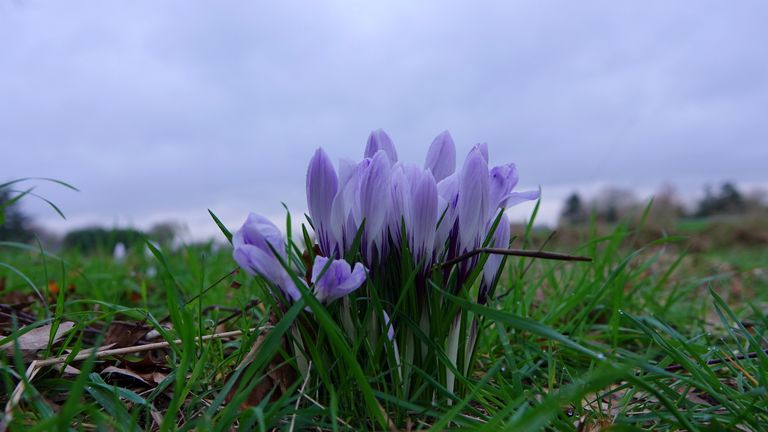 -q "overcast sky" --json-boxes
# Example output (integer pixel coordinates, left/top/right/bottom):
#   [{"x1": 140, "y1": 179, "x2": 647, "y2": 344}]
[{"x1": 2, "y1": 1, "x2": 766, "y2": 239}]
